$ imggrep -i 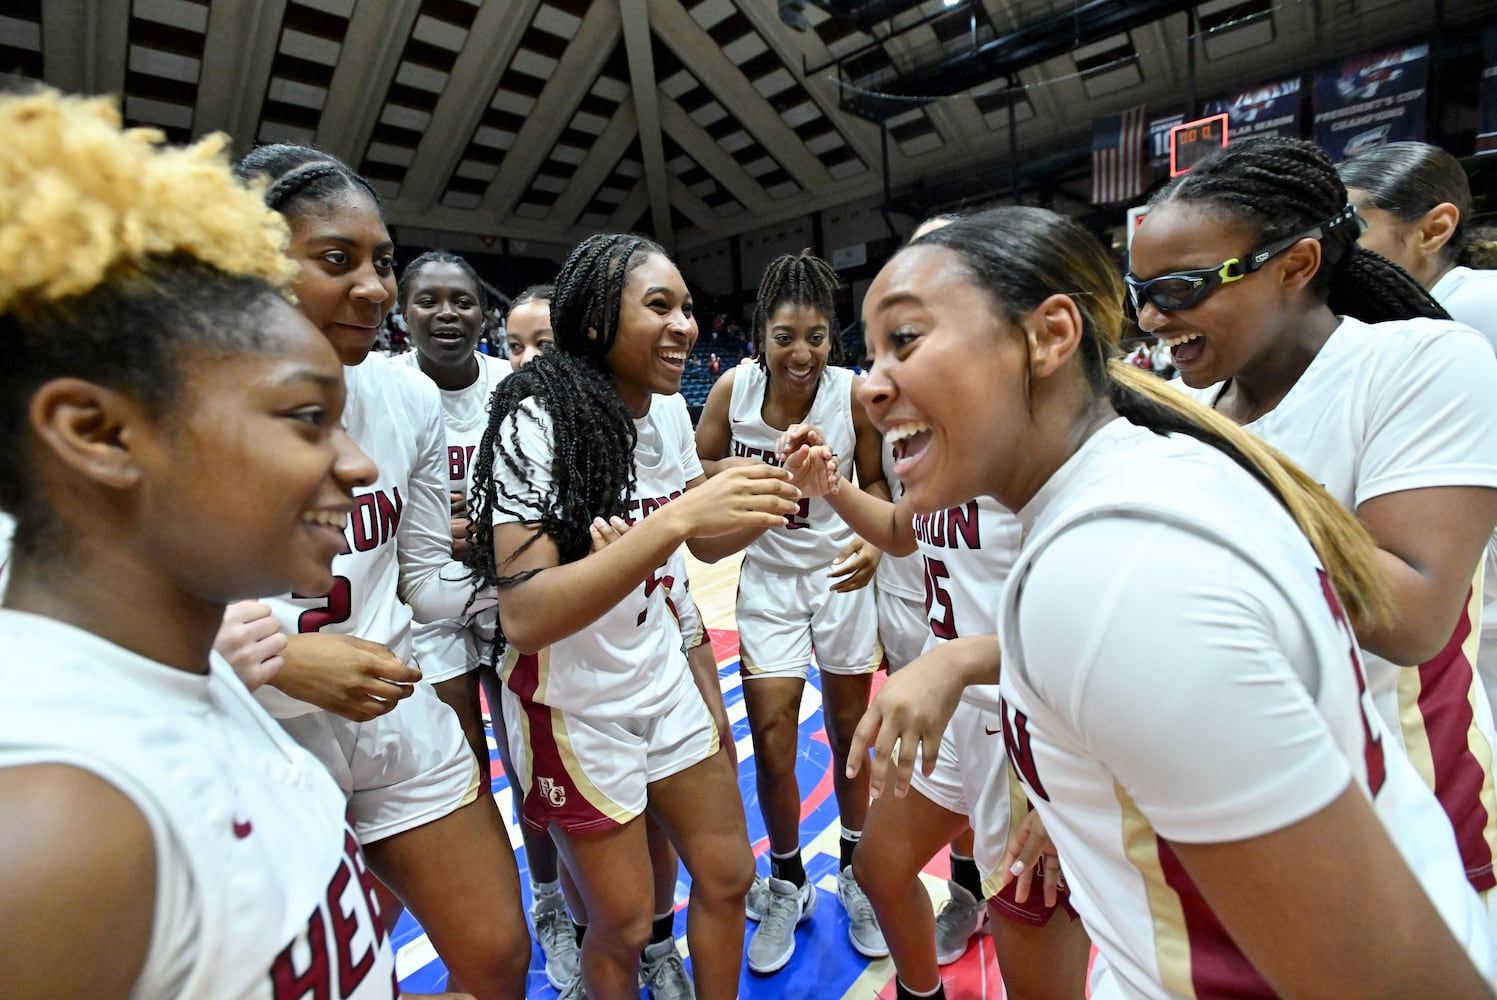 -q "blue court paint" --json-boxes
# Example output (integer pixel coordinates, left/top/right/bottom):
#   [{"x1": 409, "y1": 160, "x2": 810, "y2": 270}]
[{"x1": 393, "y1": 631, "x2": 906, "y2": 998}]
